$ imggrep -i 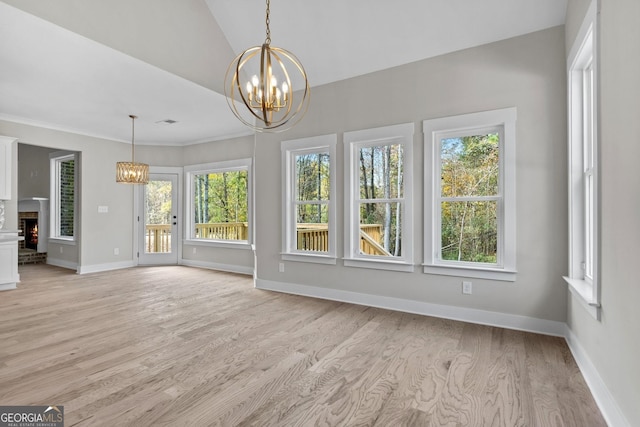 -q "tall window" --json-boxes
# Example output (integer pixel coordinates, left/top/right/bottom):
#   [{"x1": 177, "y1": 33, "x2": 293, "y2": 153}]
[
  {"x1": 282, "y1": 134, "x2": 336, "y2": 263},
  {"x1": 184, "y1": 159, "x2": 251, "y2": 245},
  {"x1": 50, "y1": 152, "x2": 77, "y2": 240},
  {"x1": 565, "y1": 1, "x2": 599, "y2": 319},
  {"x1": 424, "y1": 108, "x2": 516, "y2": 281},
  {"x1": 344, "y1": 123, "x2": 413, "y2": 271}
]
